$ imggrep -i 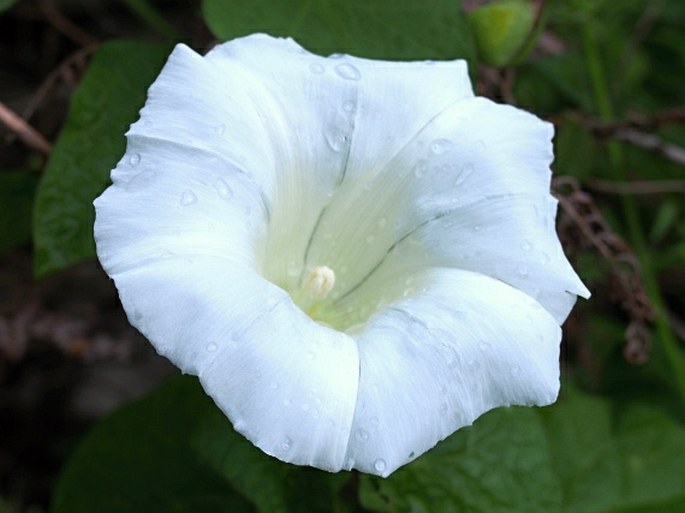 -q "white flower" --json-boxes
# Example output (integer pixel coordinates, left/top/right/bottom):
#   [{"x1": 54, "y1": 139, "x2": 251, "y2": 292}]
[{"x1": 94, "y1": 34, "x2": 590, "y2": 477}]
